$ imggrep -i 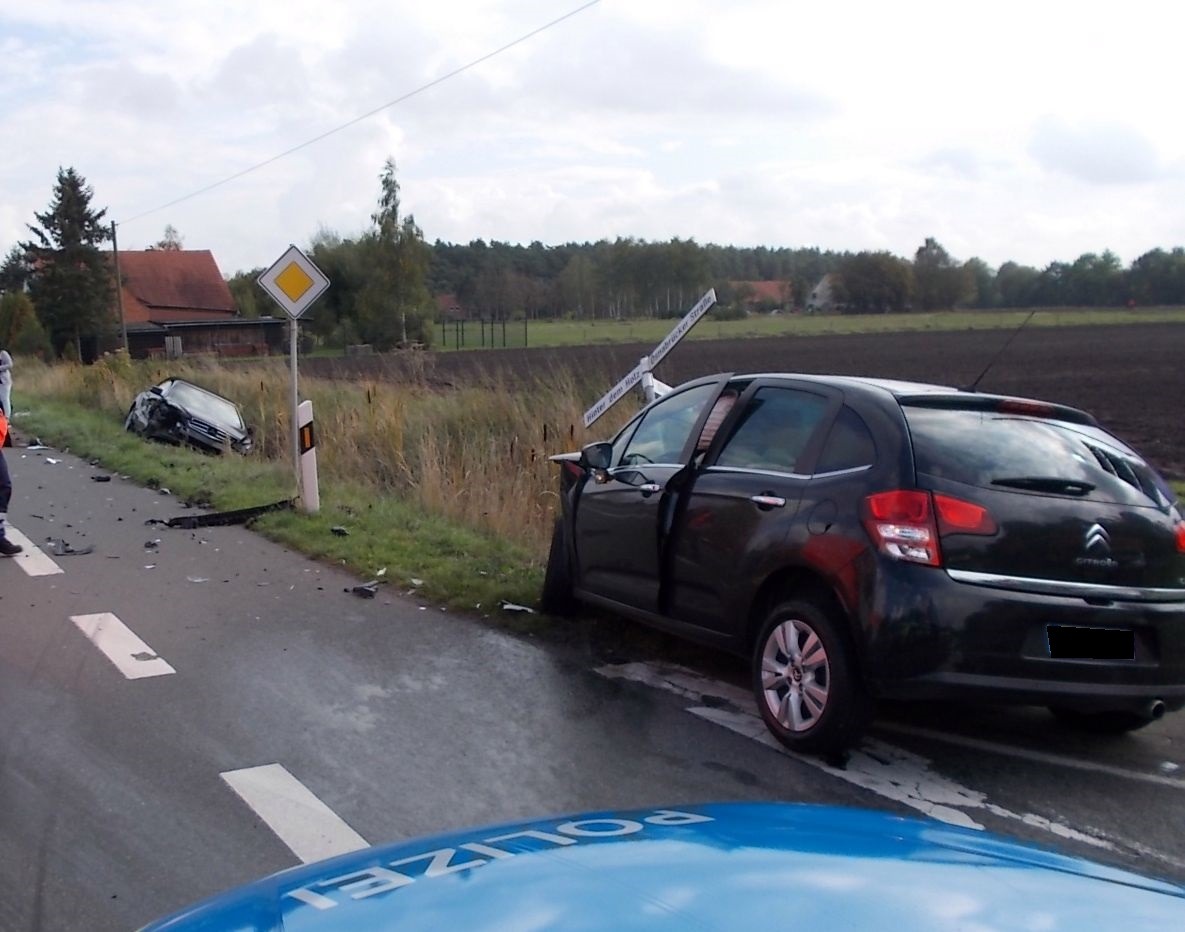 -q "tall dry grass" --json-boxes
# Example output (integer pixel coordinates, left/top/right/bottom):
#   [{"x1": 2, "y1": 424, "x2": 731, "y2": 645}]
[{"x1": 19, "y1": 352, "x2": 636, "y2": 552}]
